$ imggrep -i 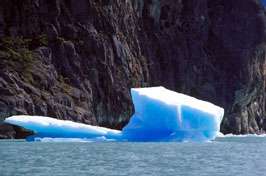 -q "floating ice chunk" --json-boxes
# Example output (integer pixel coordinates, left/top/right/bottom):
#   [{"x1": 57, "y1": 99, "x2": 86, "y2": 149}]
[
  {"x1": 122, "y1": 87, "x2": 224, "y2": 141},
  {"x1": 4, "y1": 115, "x2": 122, "y2": 141},
  {"x1": 4, "y1": 87, "x2": 224, "y2": 142}
]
